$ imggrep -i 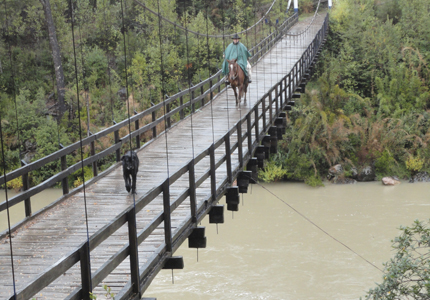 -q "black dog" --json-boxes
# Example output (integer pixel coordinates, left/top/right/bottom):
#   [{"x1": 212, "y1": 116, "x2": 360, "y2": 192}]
[{"x1": 121, "y1": 151, "x2": 139, "y2": 194}]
